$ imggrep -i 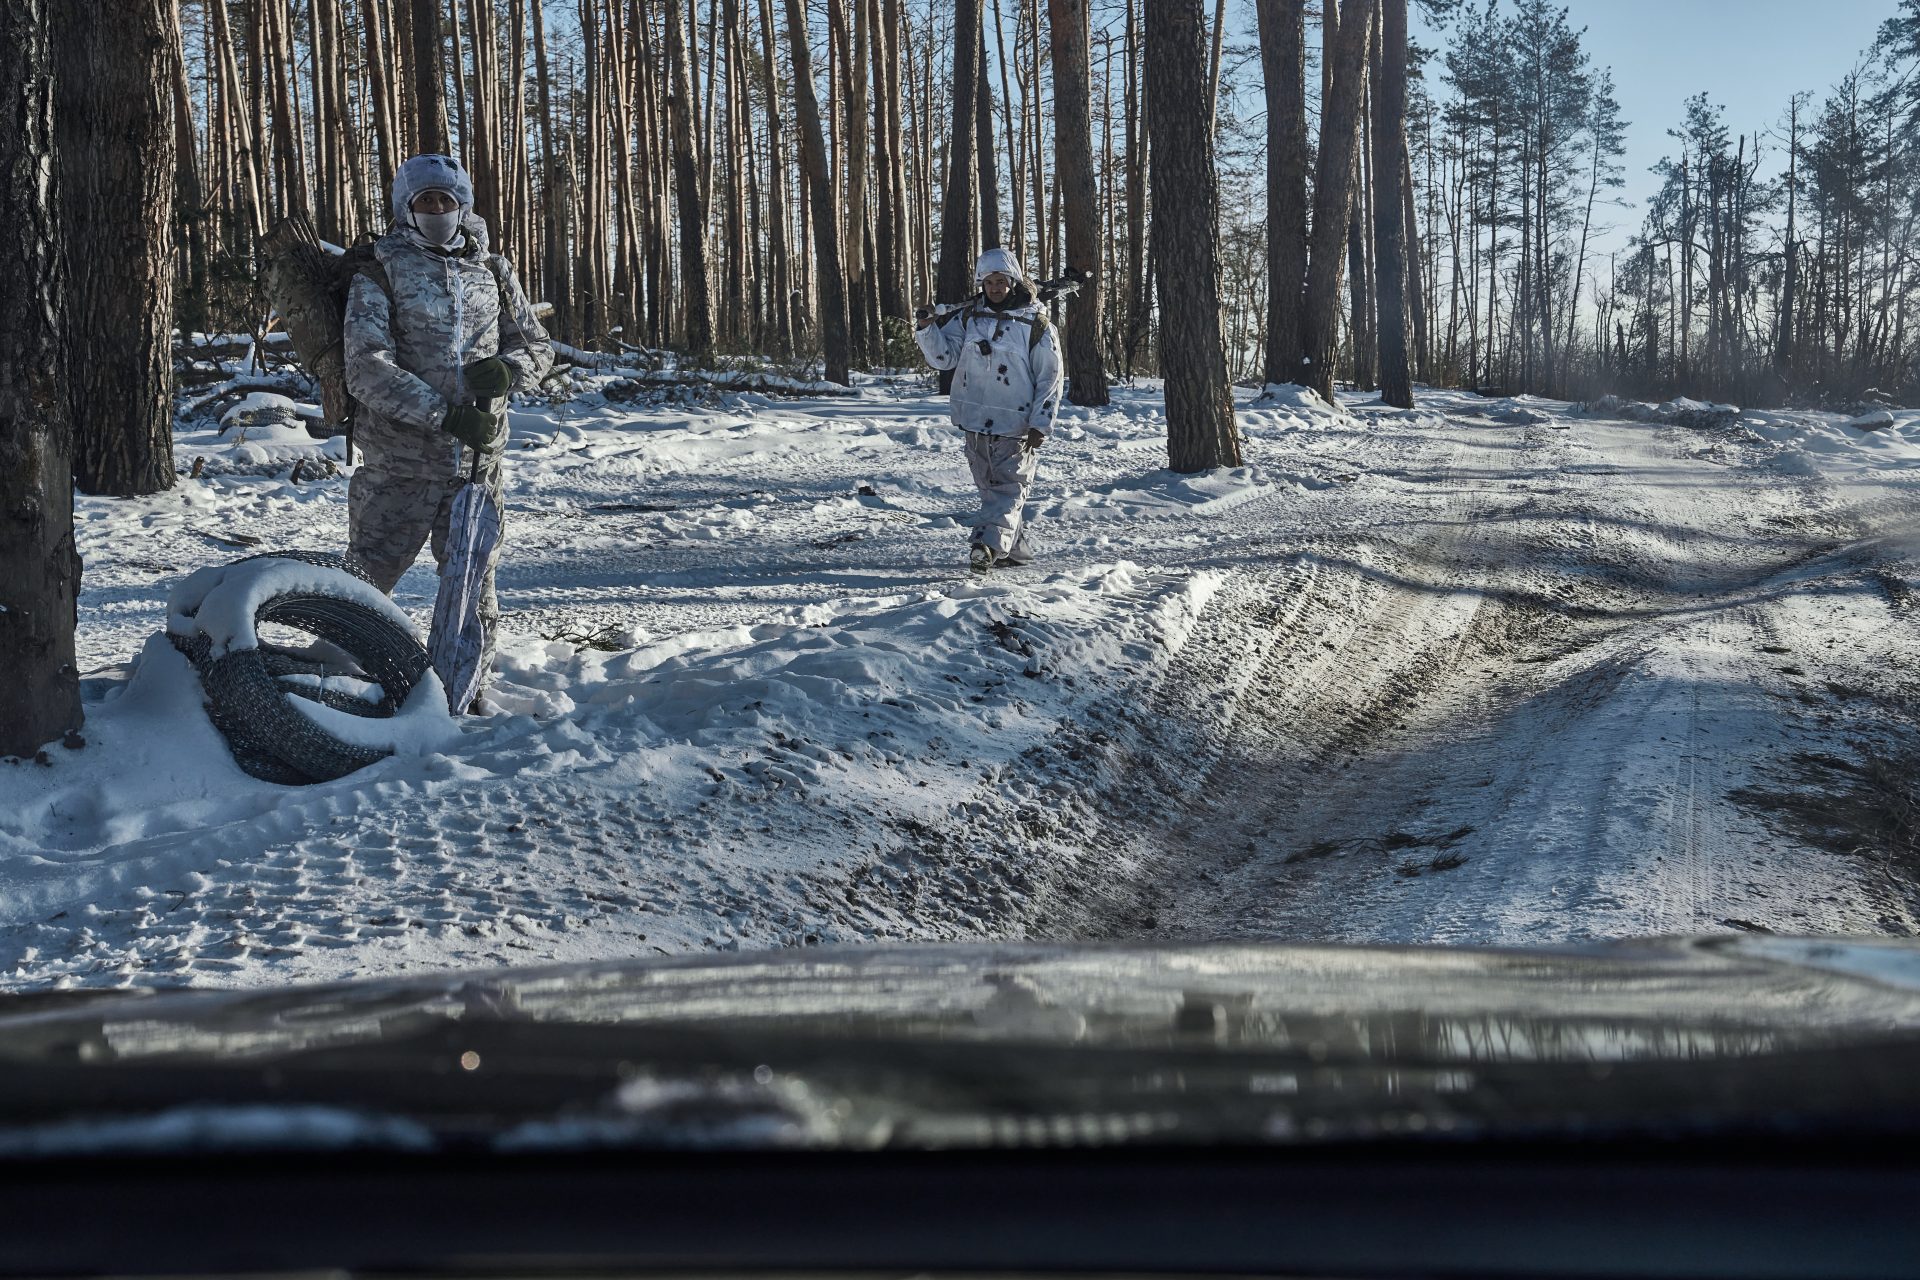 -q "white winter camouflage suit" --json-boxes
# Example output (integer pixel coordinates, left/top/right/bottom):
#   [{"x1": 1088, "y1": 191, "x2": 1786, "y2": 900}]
[
  {"x1": 343, "y1": 155, "x2": 552, "y2": 685},
  {"x1": 914, "y1": 247, "x2": 1064, "y2": 563}
]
